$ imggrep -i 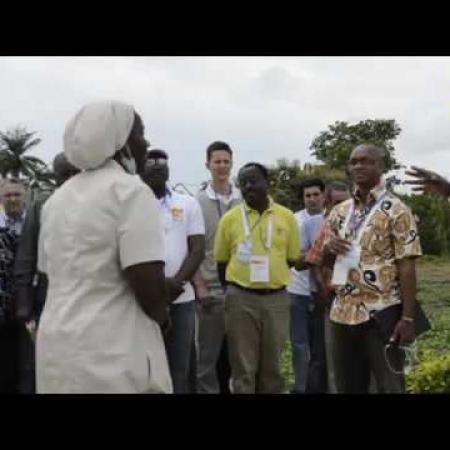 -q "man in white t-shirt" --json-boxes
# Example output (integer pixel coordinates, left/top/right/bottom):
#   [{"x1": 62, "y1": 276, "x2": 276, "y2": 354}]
[
  {"x1": 287, "y1": 178, "x2": 325, "y2": 393},
  {"x1": 143, "y1": 149, "x2": 205, "y2": 393}
]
